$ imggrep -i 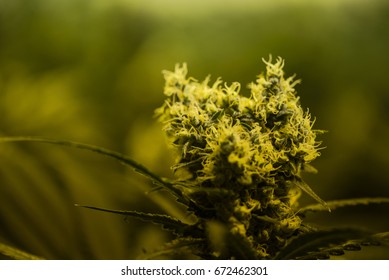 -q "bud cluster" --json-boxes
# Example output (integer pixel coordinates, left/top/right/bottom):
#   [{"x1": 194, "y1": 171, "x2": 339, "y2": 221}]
[{"x1": 156, "y1": 57, "x2": 322, "y2": 257}]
